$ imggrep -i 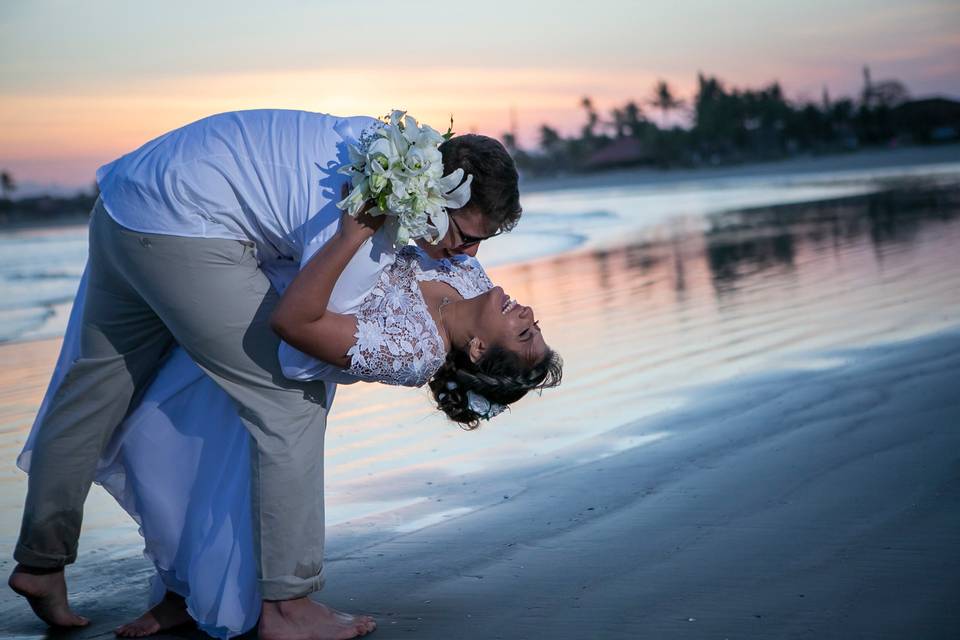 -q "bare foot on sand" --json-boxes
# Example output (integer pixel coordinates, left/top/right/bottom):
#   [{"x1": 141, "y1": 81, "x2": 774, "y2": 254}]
[
  {"x1": 115, "y1": 591, "x2": 193, "y2": 637},
  {"x1": 260, "y1": 597, "x2": 376, "y2": 640},
  {"x1": 8, "y1": 564, "x2": 90, "y2": 628}
]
